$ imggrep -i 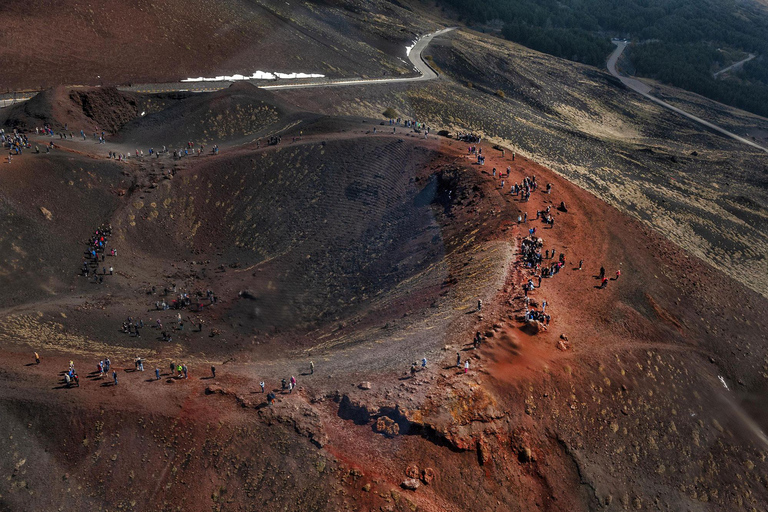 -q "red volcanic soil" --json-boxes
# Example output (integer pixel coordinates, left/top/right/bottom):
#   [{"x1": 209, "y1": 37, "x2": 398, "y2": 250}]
[{"x1": 1, "y1": 88, "x2": 767, "y2": 511}]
